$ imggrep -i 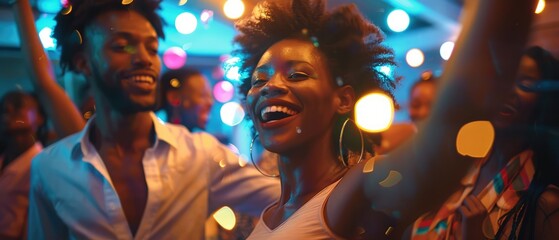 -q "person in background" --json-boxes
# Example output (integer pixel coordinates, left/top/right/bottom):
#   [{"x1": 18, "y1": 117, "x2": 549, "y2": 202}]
[
  {"x1": 2, "y1": 0, "x2": 96, "y2": 237},
  {"x1": 0, "y1": 91, "x2": 46, "y2": 240},
  {"x1": 409, "y1": 71, "x2": 438, "y2": 125},
  {"x1": 158, "y1": 67, "x2": 214, "y2": 131},
  {"x1": 409, "y1": 46, "x2": 559, "y2": 240},
  {"x1": 374, "y1": 71, "x2": 438, "y2": 155},
  {"x1": 14, "y1": 0, "x2": 279, "y2": 239}
]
